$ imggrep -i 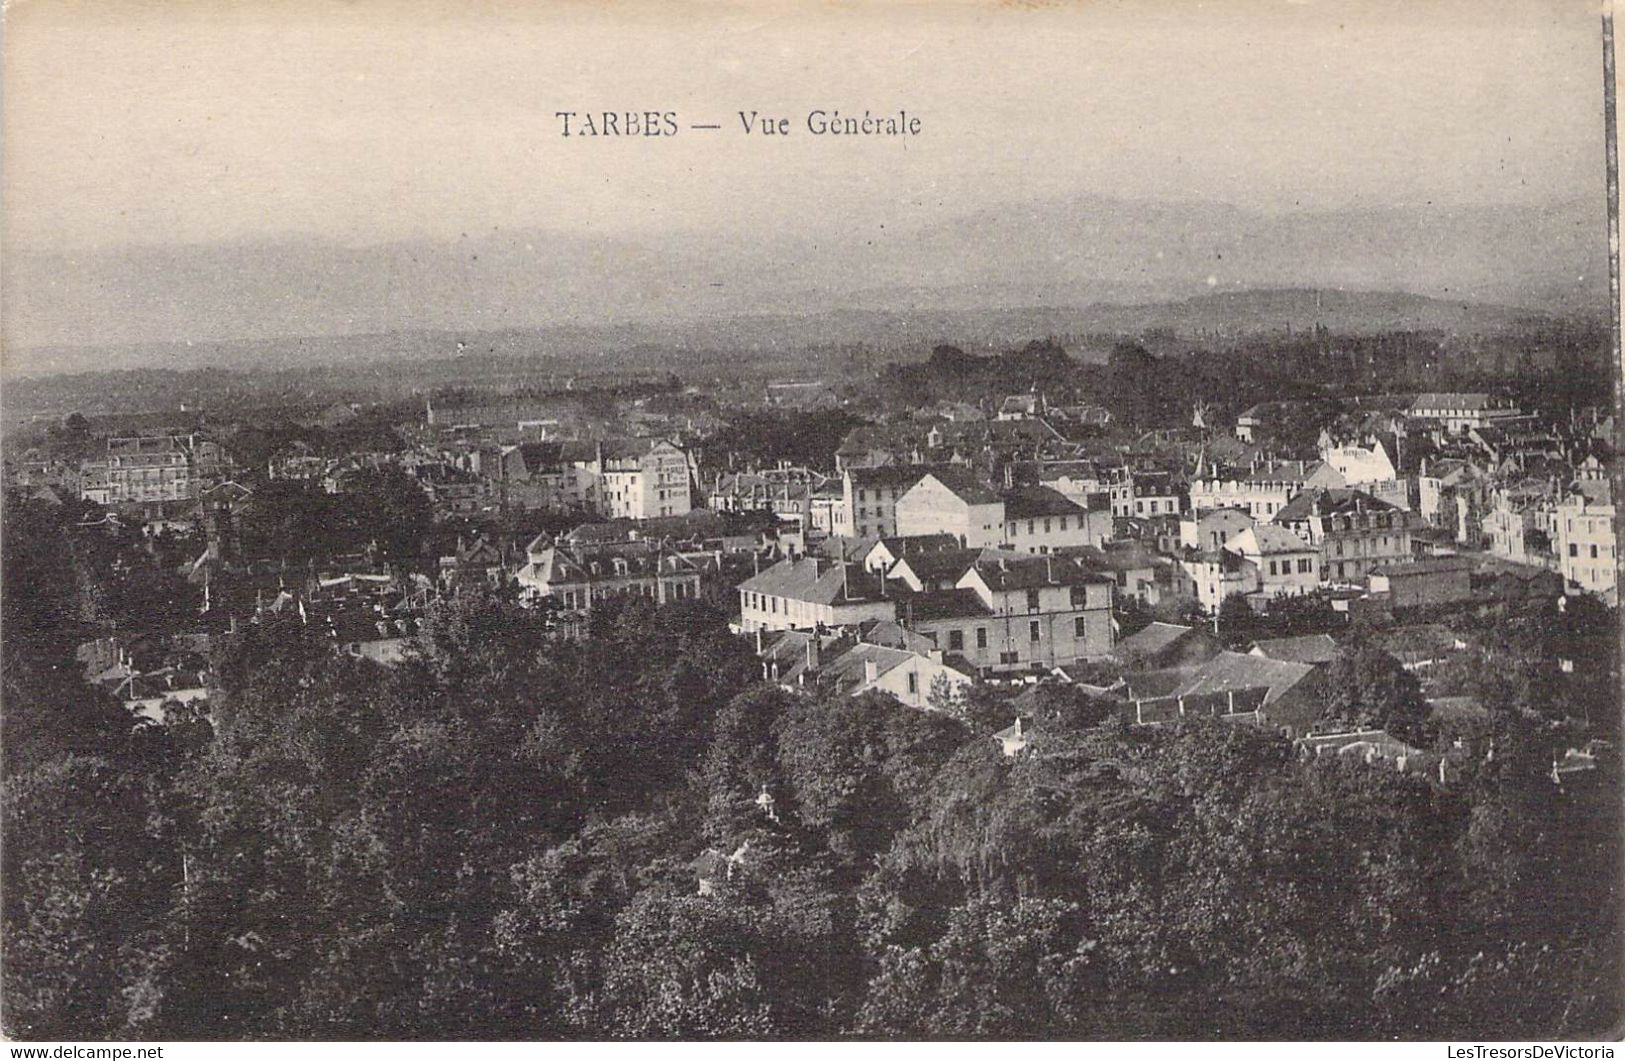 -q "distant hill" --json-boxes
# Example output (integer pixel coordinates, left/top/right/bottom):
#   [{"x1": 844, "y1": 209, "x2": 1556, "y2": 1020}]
[
  {"x1": 4, "y1": 287, "x2": 1582, "y2": 384},
  {"x1": 2, "y1": 191, "x2": 1606, "y2": 375}
]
